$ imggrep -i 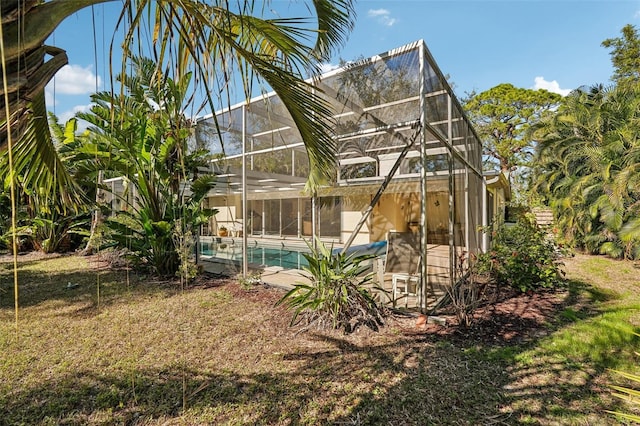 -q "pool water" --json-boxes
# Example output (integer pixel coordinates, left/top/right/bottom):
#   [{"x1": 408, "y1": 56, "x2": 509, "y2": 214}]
[{"x1": 200, "y1": 241, "x2": 310, "y2": 269}]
